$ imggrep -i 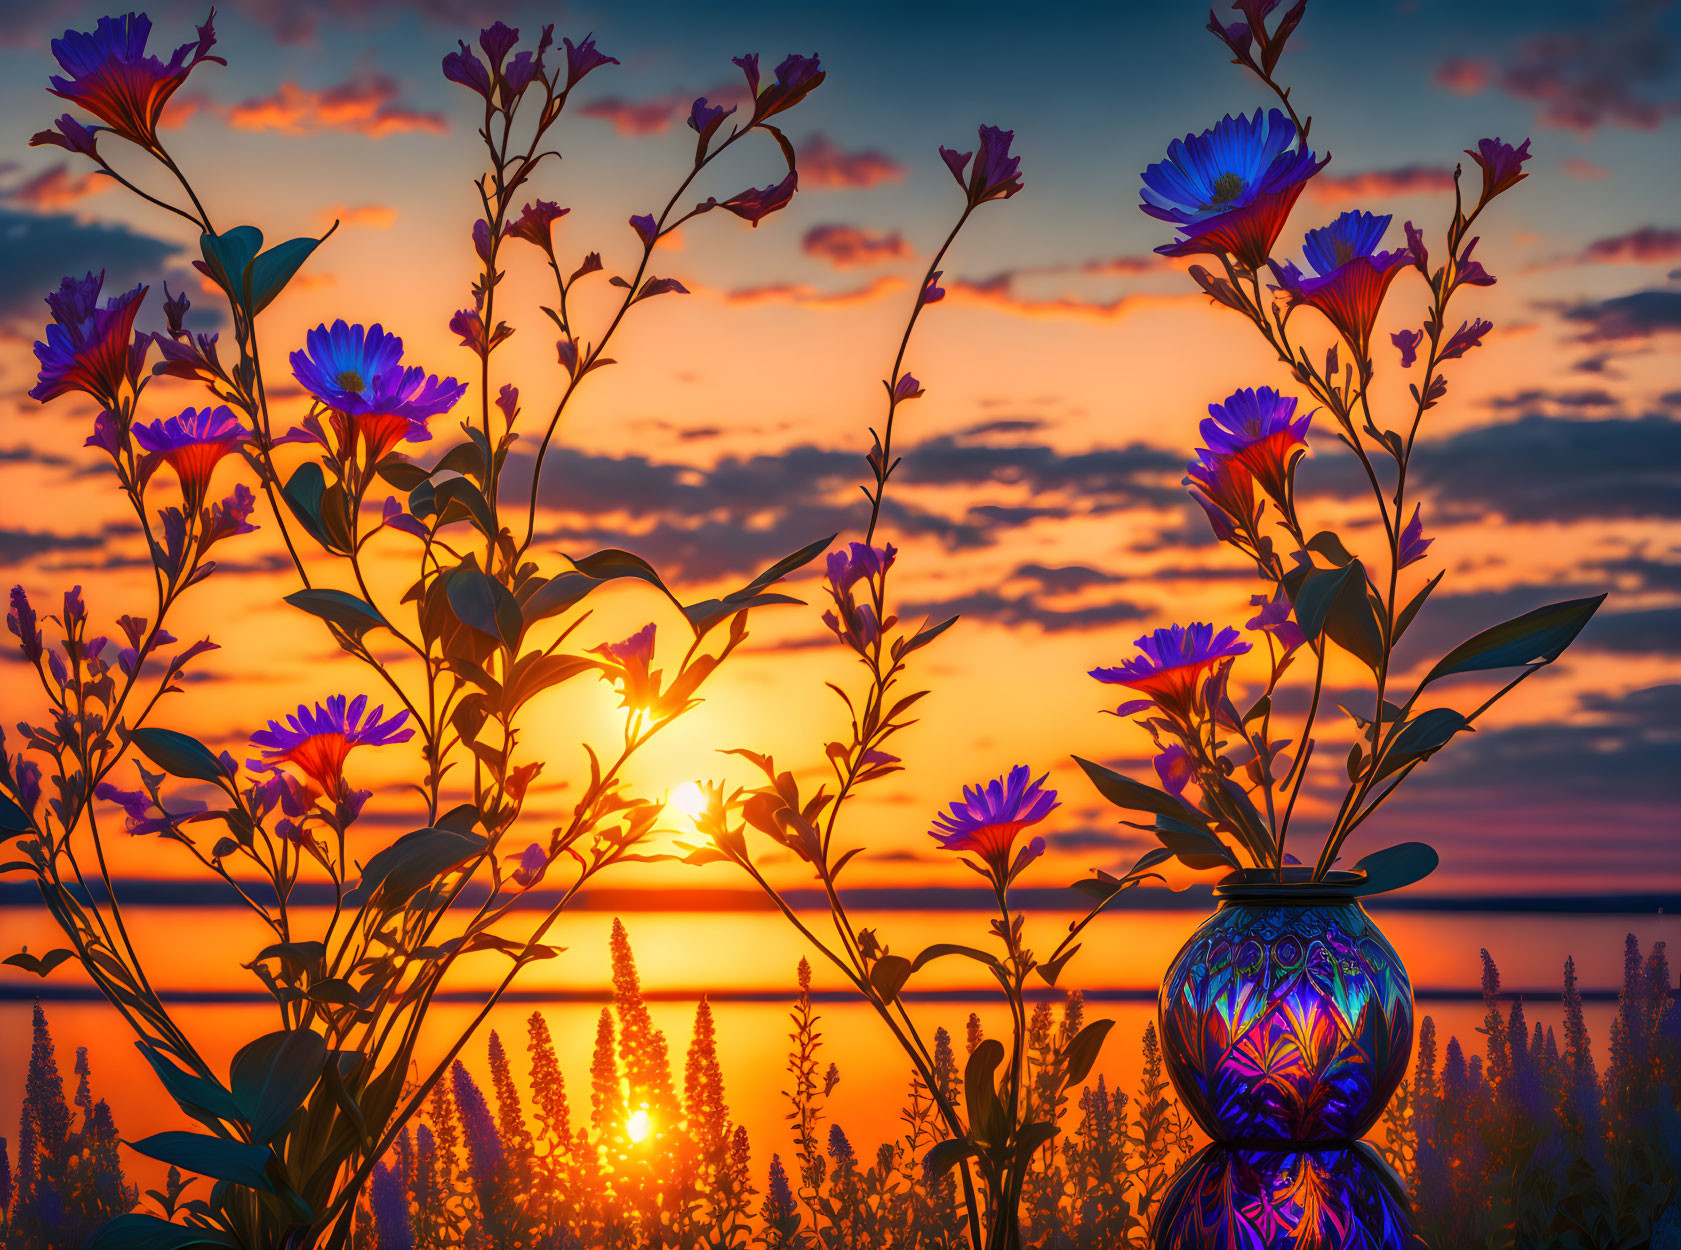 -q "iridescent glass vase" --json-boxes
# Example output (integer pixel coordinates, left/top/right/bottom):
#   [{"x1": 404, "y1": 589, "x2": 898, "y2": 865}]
[
  {"x1": 1158, "y1": 869, "x2": 1413, "y2": 1146},
  {"x1": 1154, "y1": 1142, "x2": 1415, "y2": 1250}
]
